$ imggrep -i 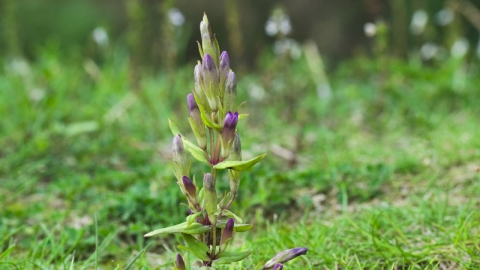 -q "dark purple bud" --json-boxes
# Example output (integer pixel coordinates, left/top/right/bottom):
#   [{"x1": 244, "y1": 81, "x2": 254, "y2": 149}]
[
  {"x1": 223, "y1": 112, "x2": 239, "y2": 139},
  {"x1": 182, "y1": 176, "x2": 196, "y2": 198},
  {"x1": 263, "y1": 247, "x2": 308, "y2": 269},
  {"x1": 220, "y1": 51, "x2": 230, "y2": 73},
  {"x1": 220, "y1": 218, "x2": 234, "y2": 246},
  {"x1": 272, "y1": 264, "x2": 283, "y2": 270},
  {"x1": 175, "y1": 253, "x2": 186, "y2": 270}
]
